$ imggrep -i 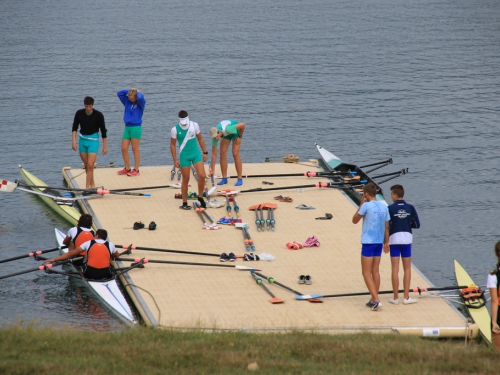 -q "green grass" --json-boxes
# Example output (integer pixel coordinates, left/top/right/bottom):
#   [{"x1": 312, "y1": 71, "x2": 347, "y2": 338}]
[{"x1": 0, "y1": 325, "x2": 497, "y2": 374}]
